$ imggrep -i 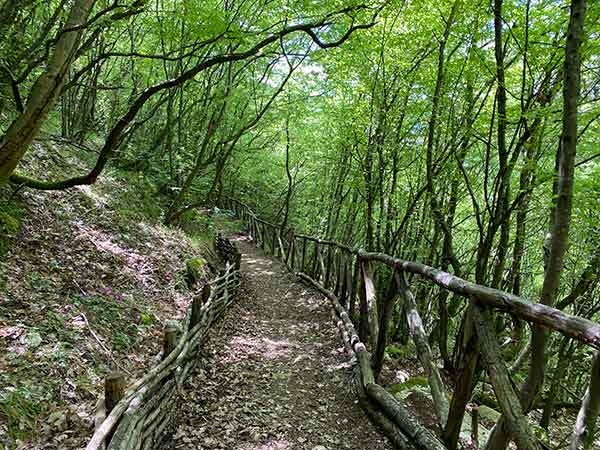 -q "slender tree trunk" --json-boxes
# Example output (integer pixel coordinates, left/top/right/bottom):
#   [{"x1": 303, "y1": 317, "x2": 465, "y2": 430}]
[
  {"x1": 364, "y1": 141, "x2": 375, "y2": 252},
  {"x1": 280, "y1": 115, "x2": 293, "y2": 237},
  {"x1": 540, "y1": 337, "x2": 574, "y2": 429},
  {"x1": 485, "y1": 1, "x2": 586, "y2": 448},
  {"x1": 570, "y1": 351, "x2": 600, "y2": 450}
]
